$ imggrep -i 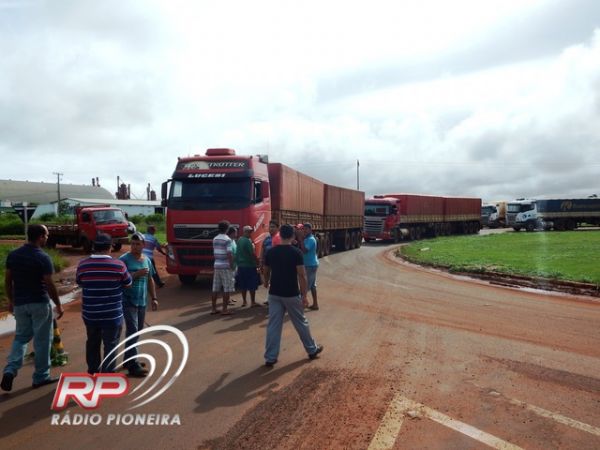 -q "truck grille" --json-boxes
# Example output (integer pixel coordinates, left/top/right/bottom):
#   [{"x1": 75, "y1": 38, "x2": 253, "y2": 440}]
[
  {"x1": 176, "y1": 247, "x2": 214, "y2": 267},
  {"x1": 174, "y1": 225, "x2": 220, "y2": 240},
  {"x1": 364, "y1": 217, "x2": 384, "y2": 235},
  {"x1": 506, "y1": 213, "x2": 517, "y2": 226}
]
